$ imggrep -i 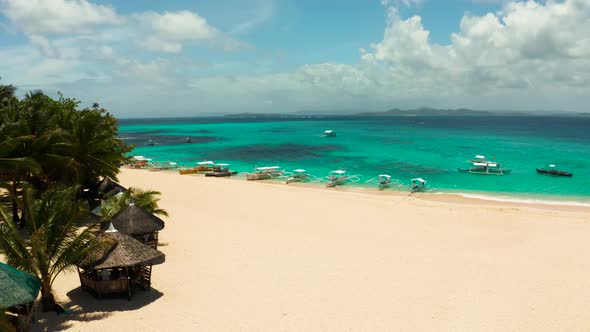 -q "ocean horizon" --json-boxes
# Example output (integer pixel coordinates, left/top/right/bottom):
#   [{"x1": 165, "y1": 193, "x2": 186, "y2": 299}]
[{"x1": 118, "y1": 115, "x2": 590, "y2": 204}]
